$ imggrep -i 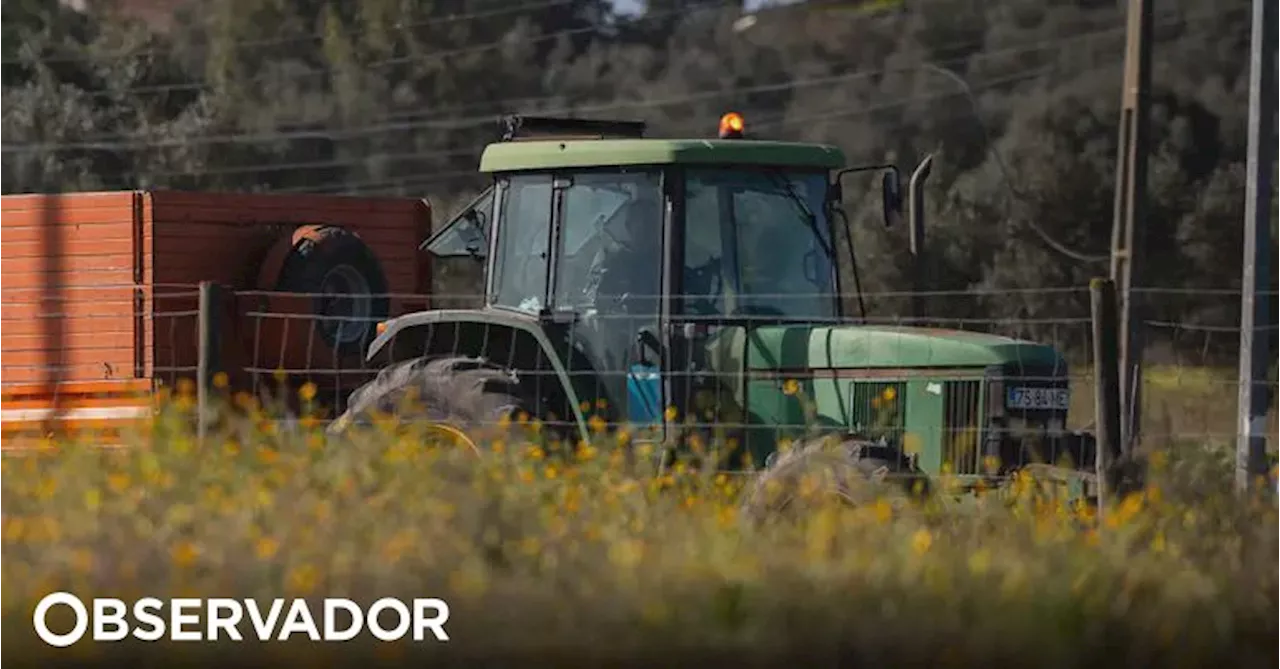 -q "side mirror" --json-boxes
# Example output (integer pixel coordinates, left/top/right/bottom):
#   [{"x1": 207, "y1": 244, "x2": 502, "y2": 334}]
[
  {"x1": 832, "y1": 163, "x2": 903, "y2": 227},
  {"x1": 881, "y1": 170, "x2": 904, "y2": 228}
]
